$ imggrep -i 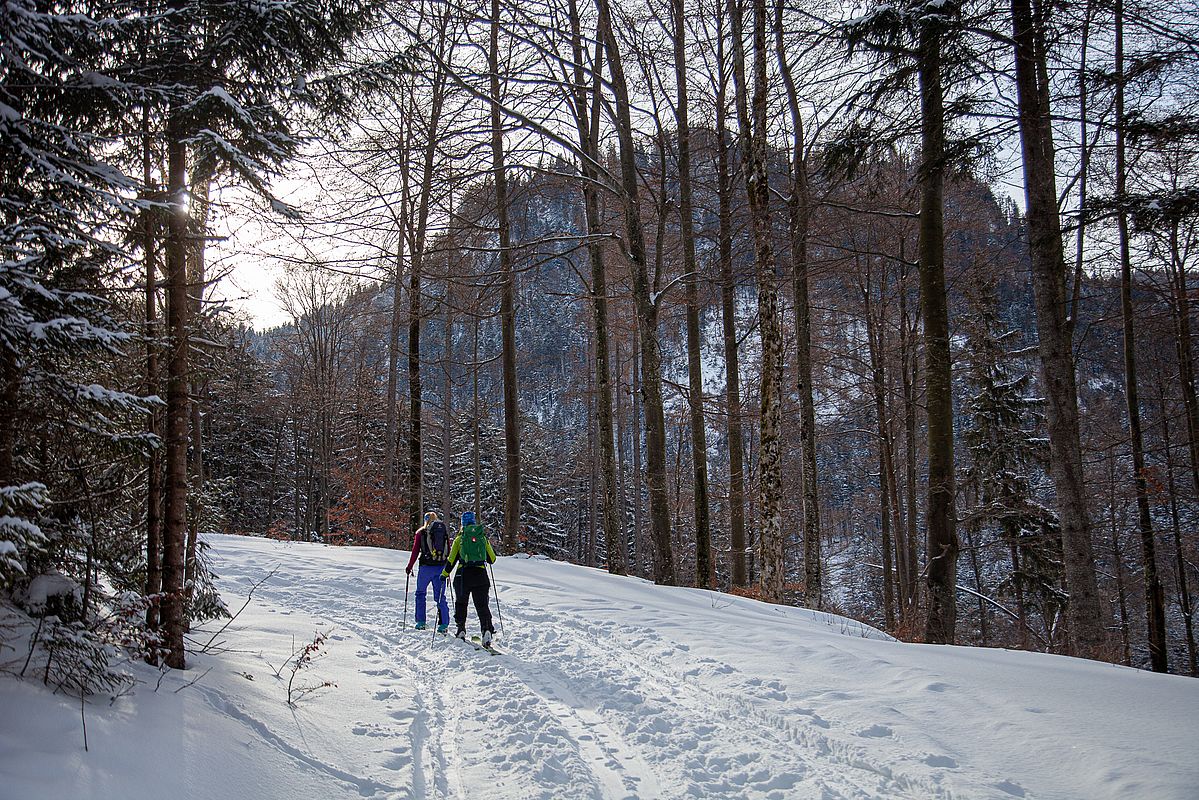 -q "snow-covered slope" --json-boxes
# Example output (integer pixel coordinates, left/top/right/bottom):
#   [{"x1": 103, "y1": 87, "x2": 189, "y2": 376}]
[{"x1": 3, "y1": 534, "x2": 1197, "y2": 800}]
